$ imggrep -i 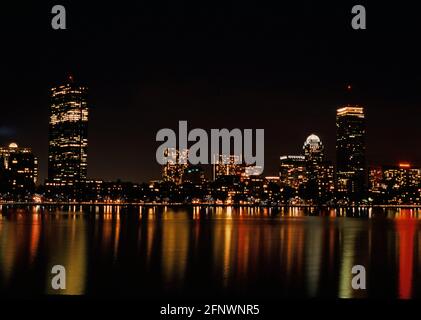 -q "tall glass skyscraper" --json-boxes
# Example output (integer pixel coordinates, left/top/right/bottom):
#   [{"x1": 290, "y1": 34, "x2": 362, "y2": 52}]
[
  {"x1": 47, "y1": 76, "x2": 88, "y2": 198},
  {"x1": 336, "y1": 106, "x2": 366, "y2": 201}
]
